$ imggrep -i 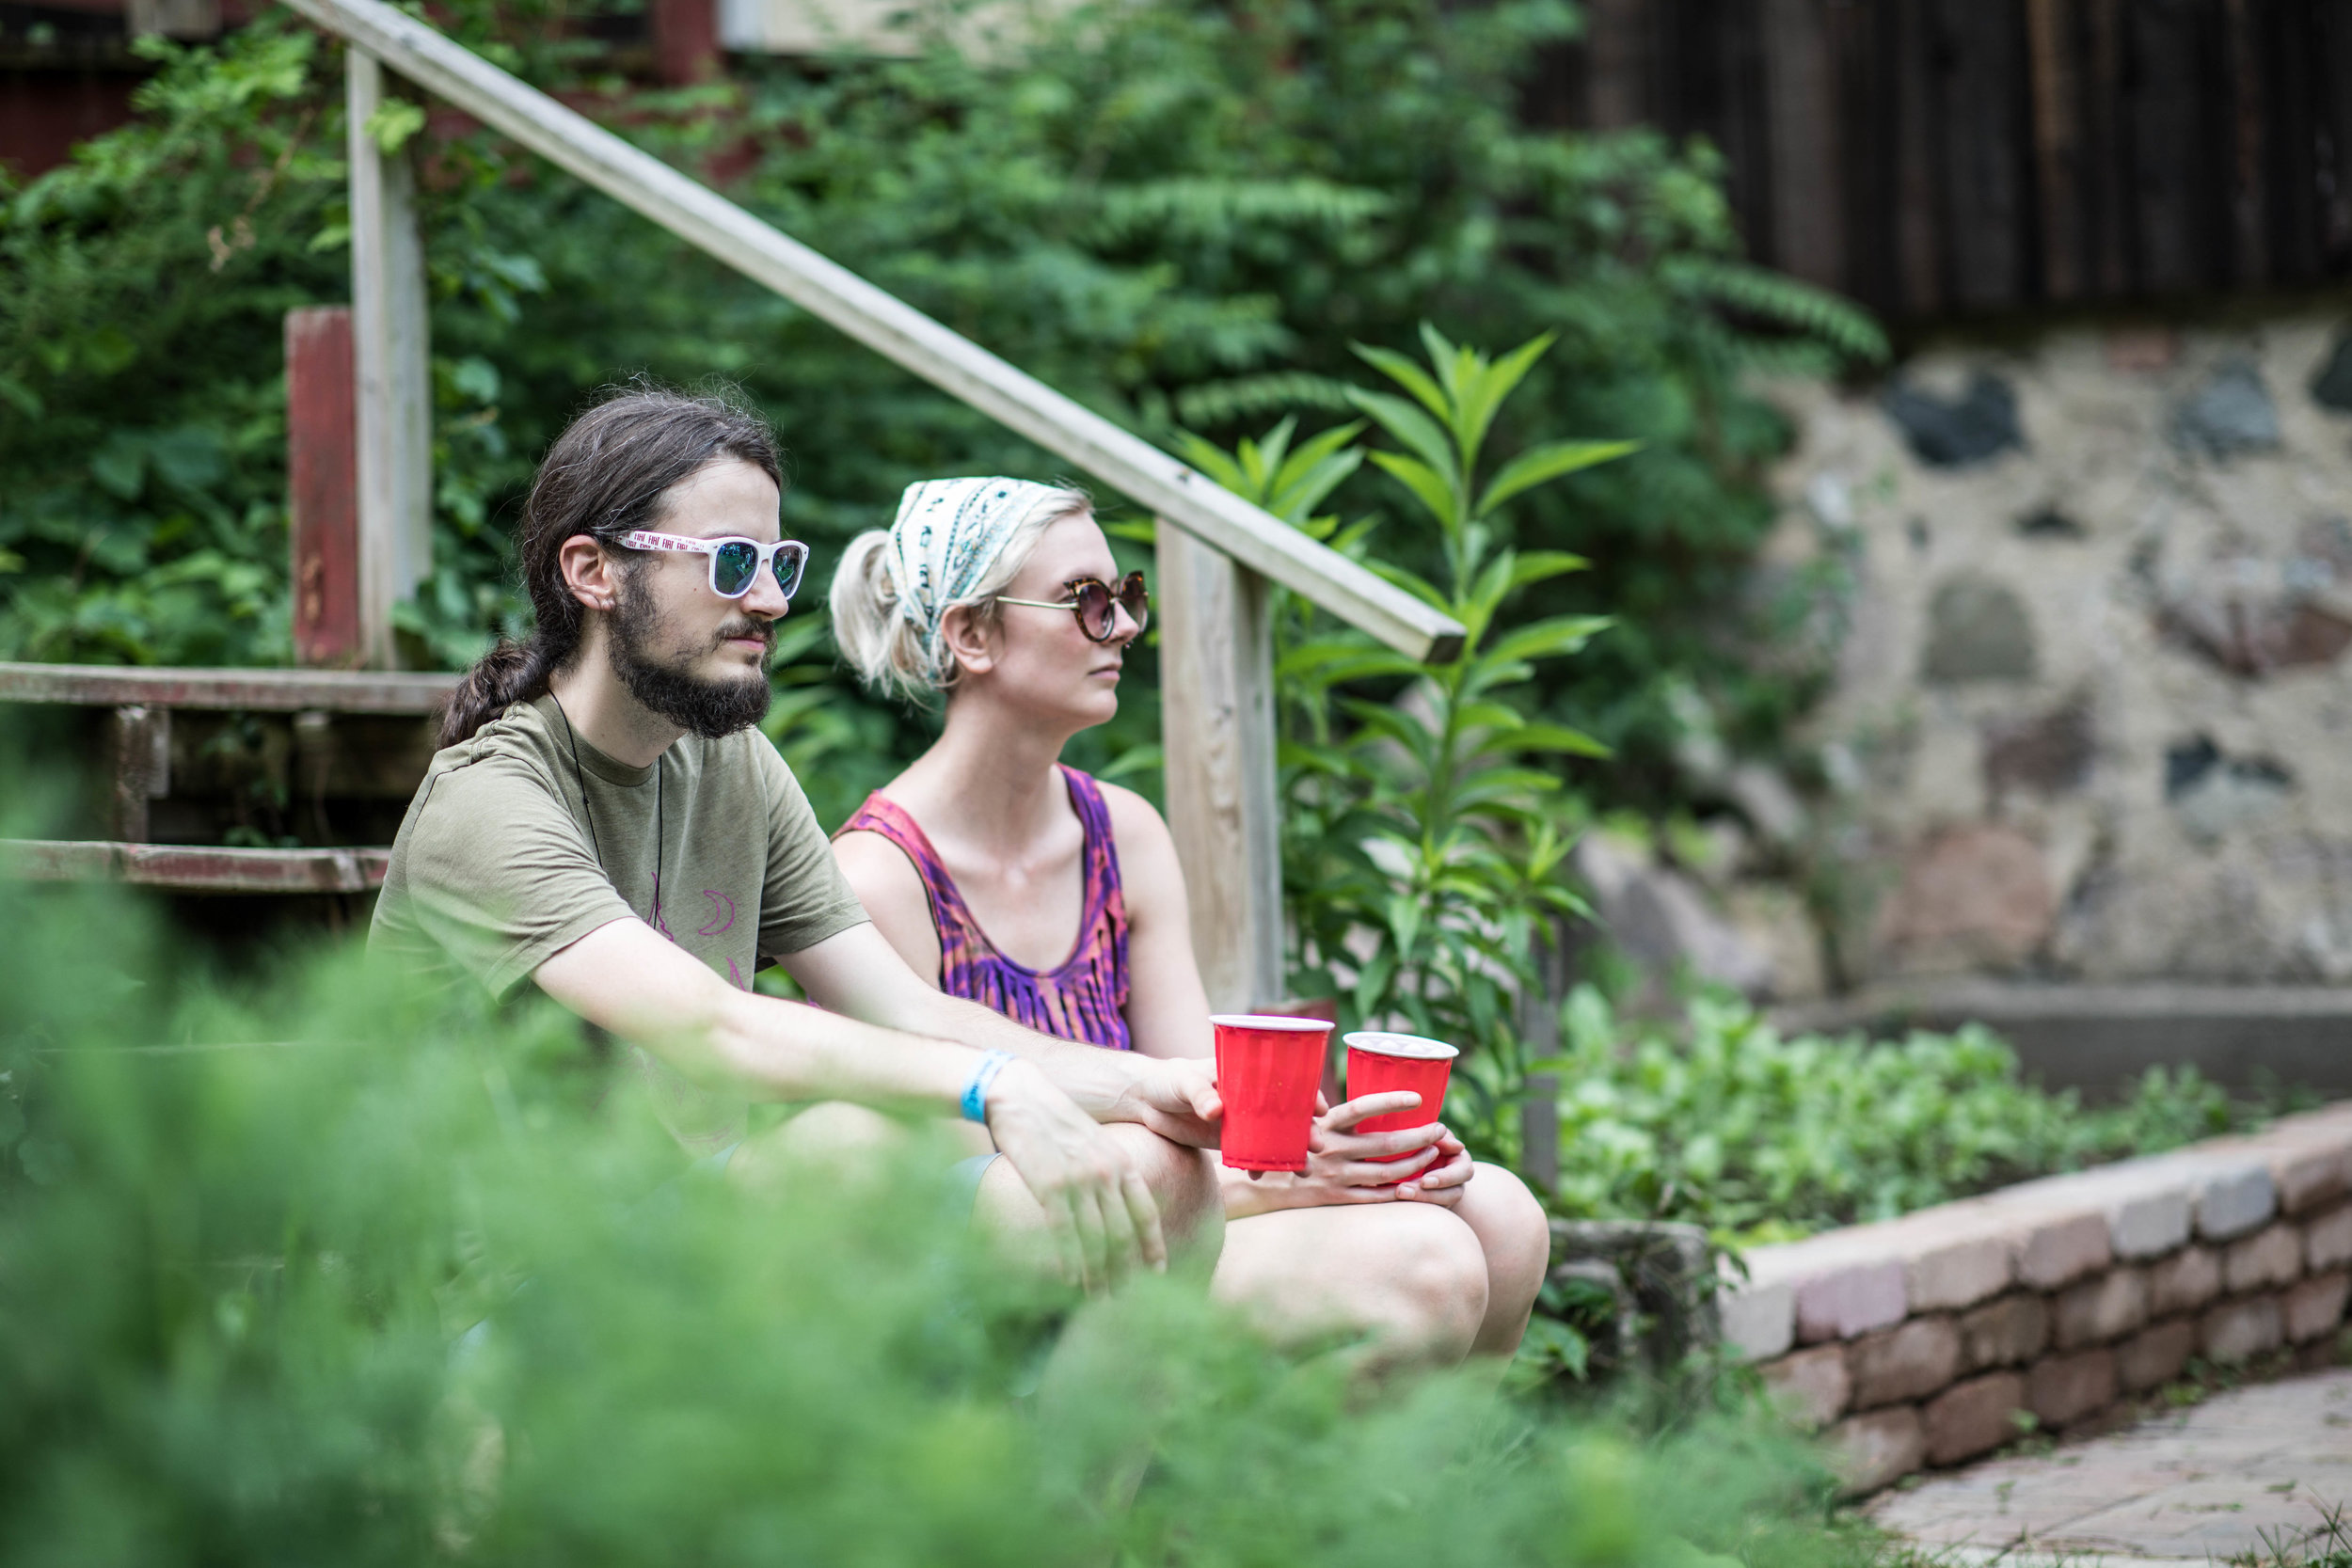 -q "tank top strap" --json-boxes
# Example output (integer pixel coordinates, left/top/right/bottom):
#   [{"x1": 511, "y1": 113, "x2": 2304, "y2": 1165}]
[
  {"x1": 1056, "y1": 765, "x2": 1124, "y2": 916},
  {"x1": 835, "y1": 791, "x2": 988, "y2": 951}
]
